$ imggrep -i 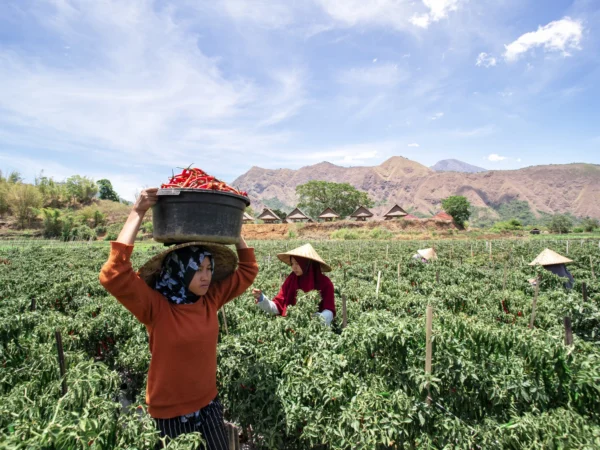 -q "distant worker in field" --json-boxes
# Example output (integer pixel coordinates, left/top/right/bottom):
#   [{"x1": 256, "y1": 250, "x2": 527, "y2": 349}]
[
  {"x1": 412, "y1": 248, "x2": 437, "y2": 263},
  {"x1": 99, "y1": 188, "x2": 258, "y2": 449},
  {"x1": 528, "y1": 248, "x2": 575, "y2": 289},
  {"x1": 252, "y1": 243, "x2": 336, "y2": 325}
]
